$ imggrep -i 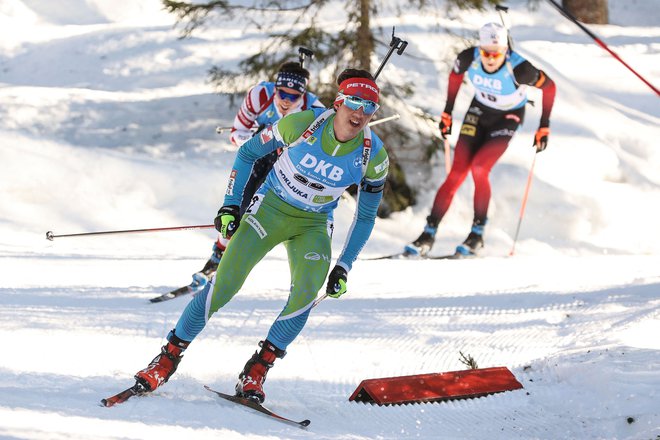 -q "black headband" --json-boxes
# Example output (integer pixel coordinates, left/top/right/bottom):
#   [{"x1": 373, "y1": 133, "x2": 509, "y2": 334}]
[{"x1": 275, "y1": 72, "x2": 307, "y2": 94}]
